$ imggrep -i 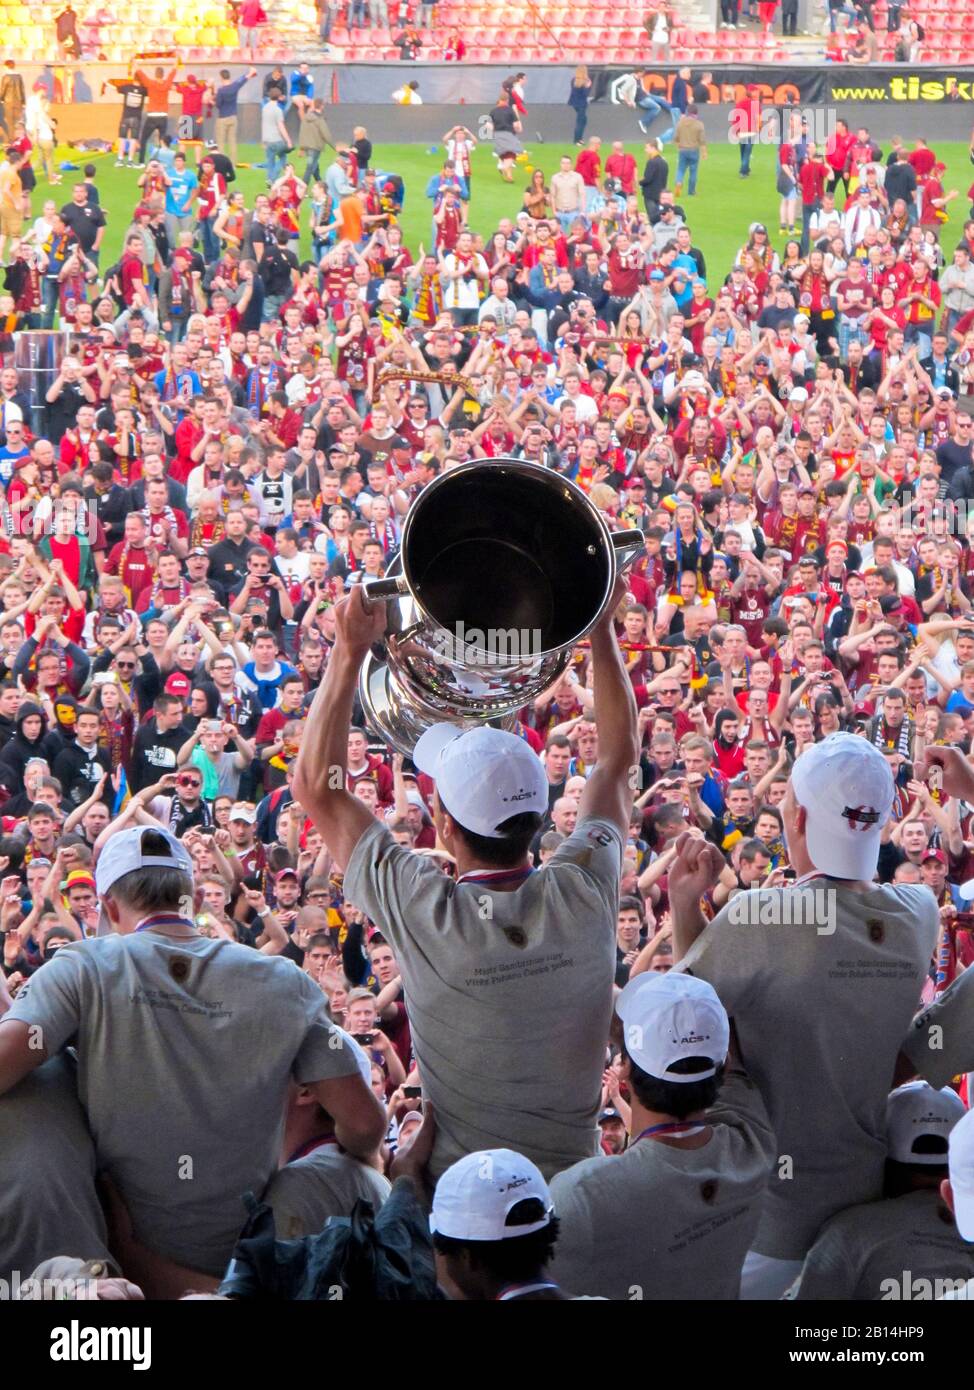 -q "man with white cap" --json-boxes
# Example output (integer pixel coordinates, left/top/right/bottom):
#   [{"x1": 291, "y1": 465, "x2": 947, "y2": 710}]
[
  {"x1": 429, "y1": 1148, "x2": 568, "y2": 1300},
  {"x1": 667, "y1": 732, "x2": 940, "y2": 1298},
  {"x1": 793, "y1": 1082, "x2": 974, "y2": 1300},
  {"x1": 548, "y1": 971, "x2": 775, "y2": 1300},
  {"x1": 0, "y1": 823, "x2": 385, "y2": 1295},
  {"x1": 294, "y1": 579, "x2": 639, "y2": 1181},
  {"x1": 939, "y1": 1107, "x2": 974, "y2": 1298}
]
